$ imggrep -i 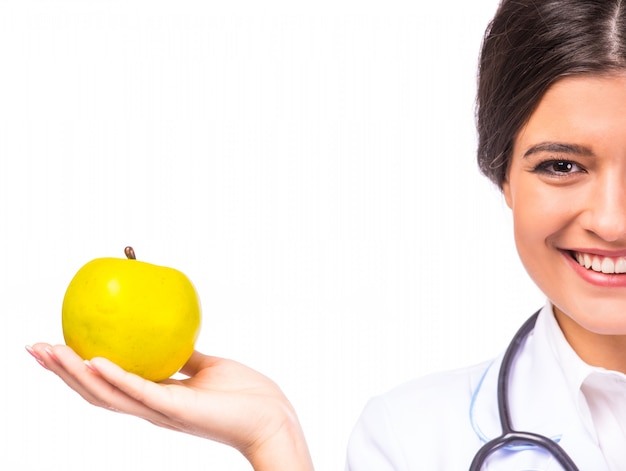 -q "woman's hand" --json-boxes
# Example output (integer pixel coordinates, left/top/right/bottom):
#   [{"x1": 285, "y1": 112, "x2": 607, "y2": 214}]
[{"x1": 26, "y1": 344, "x2": 314, "y2": 471}]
